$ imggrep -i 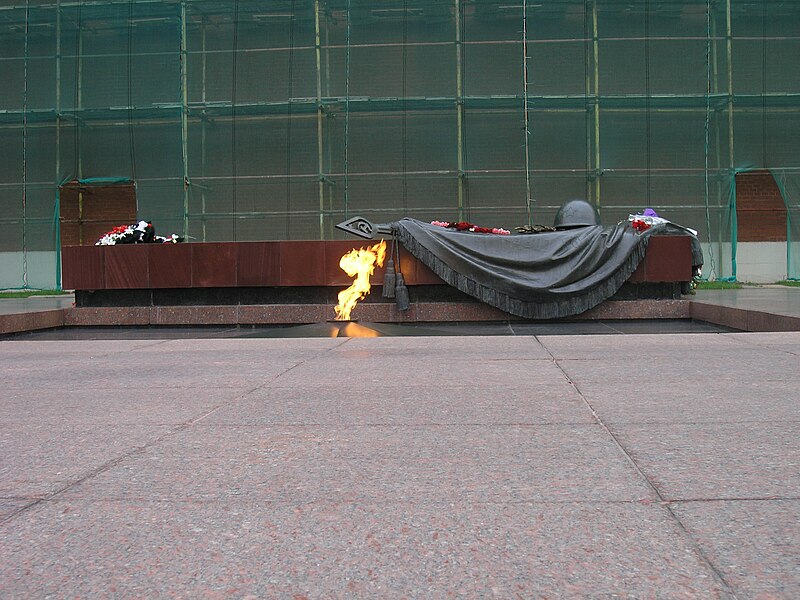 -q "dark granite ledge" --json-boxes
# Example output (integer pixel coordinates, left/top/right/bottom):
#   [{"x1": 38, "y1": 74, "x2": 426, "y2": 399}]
[
  {"x1": 64, "y1": 300, "x2": 692, "y2": 327},
  {"x1": 74, "y1": 282, "x2": 684, "y2": 308},
  {"x1": 5, "y1": 300, "x2": 800, "y2": 334}
]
